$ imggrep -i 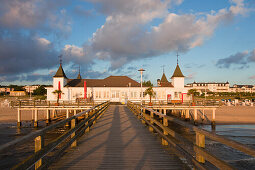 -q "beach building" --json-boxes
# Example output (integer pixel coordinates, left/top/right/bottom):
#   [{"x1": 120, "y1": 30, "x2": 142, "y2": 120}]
[
  {"x1": 10, "y1": 91, "x2": 26, "y2": 96},
  {"x1": 24, "y1": 85, "x2": 40, "y2": 93},
  {"x1": 46, "y1": 62, "x2": 191, "y2": 103},
  {"x1": 186, "y1": 82, "x2": 230, "y2": 93}
]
